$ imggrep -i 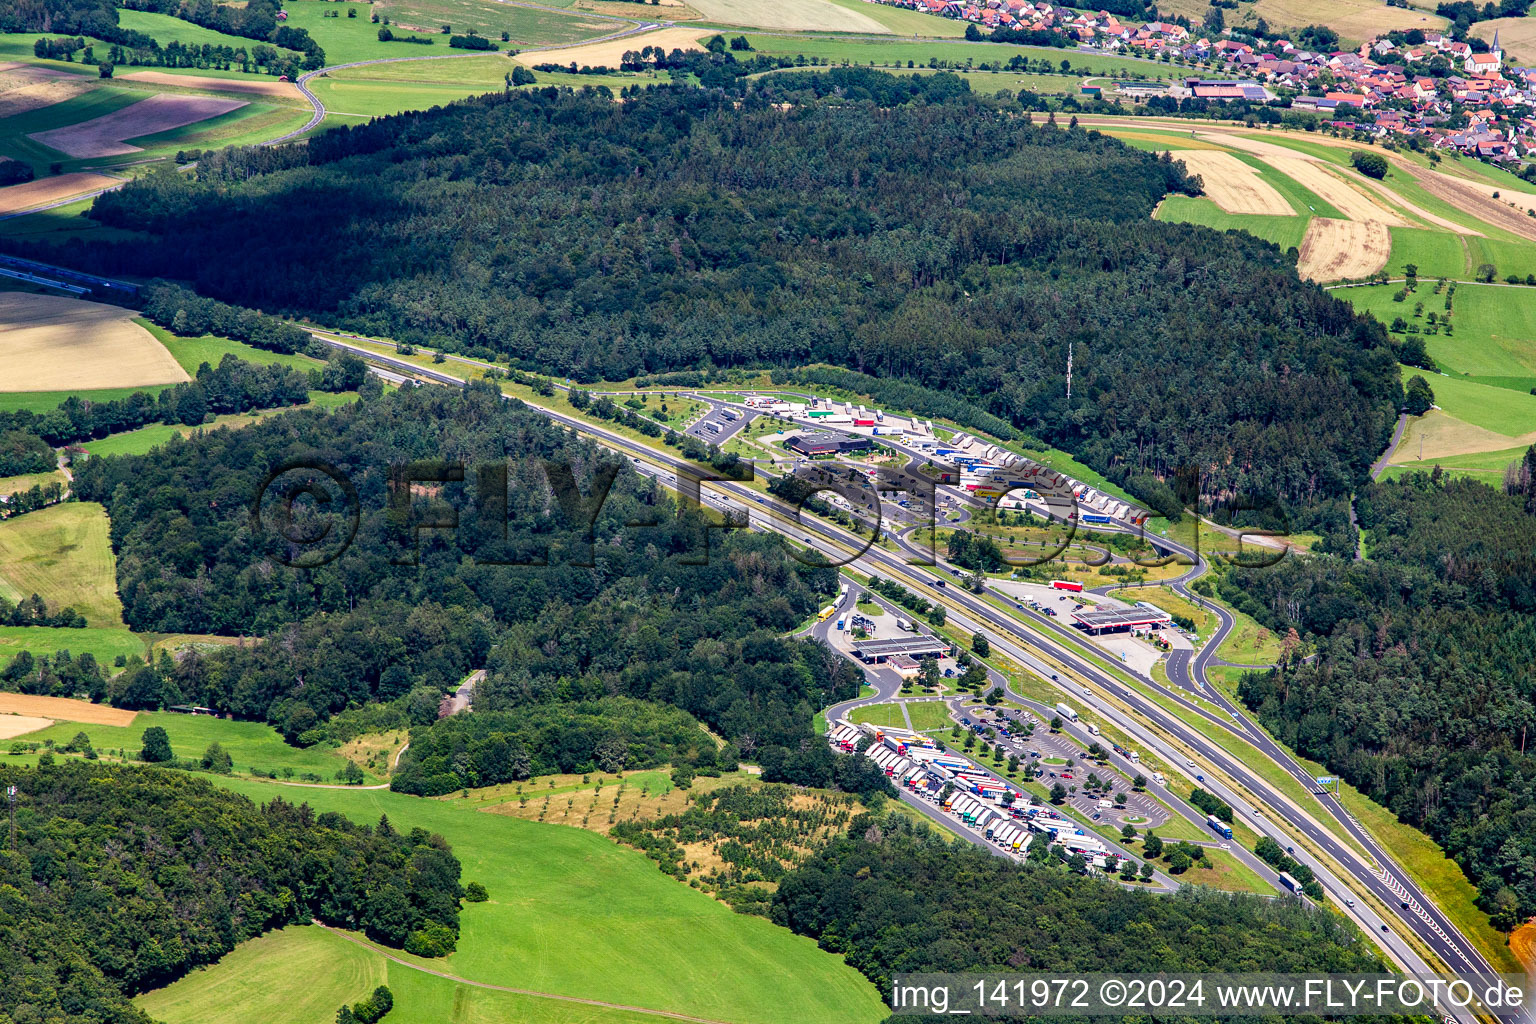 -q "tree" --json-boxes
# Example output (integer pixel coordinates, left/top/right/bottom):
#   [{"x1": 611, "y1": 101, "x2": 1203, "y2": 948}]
[
  {"x1": 1139, "y1": 861, "x2": 1154, "y2": 880},
  {"x1": 464, "y1": 881, "x2": 488, "y2": 902},
  {"x1": 1133, "y1": 773, "x2": 1147, "y2": 790},
  {"x1": 1350, "y1": 150, "x2": 1388, "y2": 179},
  {"x1": 1169, "y1": 849, "x2": 1192, "y2": 873},
  {"x1": 1477, "y1": 262, "x2": 1497, "y2": 283},
  {"x1": 1120, "y1": 823, "x2": 1137, "y2": 840},
  {"x1": 139, "y1": 726, "x2": 173, "y2": 763},
  {"x1": 200, "y1": 742, "x2": 233, "y2": 774},
  {"x1": 98, "y1": 61, "x2": 113, "y2": 78},
  {"x1": 1049, "y1": 716, "x2": 1062, "y2": 731},
  {"x1": 337, "y1": 760, "x2": 364, "y2": 785},
  {"x1": 971, "y1": 631, "x2": 990, "y2": 657},
  {"x1": 1405, "y1": 375, "x2": 1435, "y2": 416},
  {"x1": 510, "y1": 64, "x2": 536, "y2": 86},
  {"x1": 1143, "y1": 832, "x2": 1163, "y2": 858},
  {"x1": 1049, "y1": 782, "x2": 1067, "y2": 804},
  {"x1": 919, "y1": 656, "x2": 941, "y2": 691}
]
